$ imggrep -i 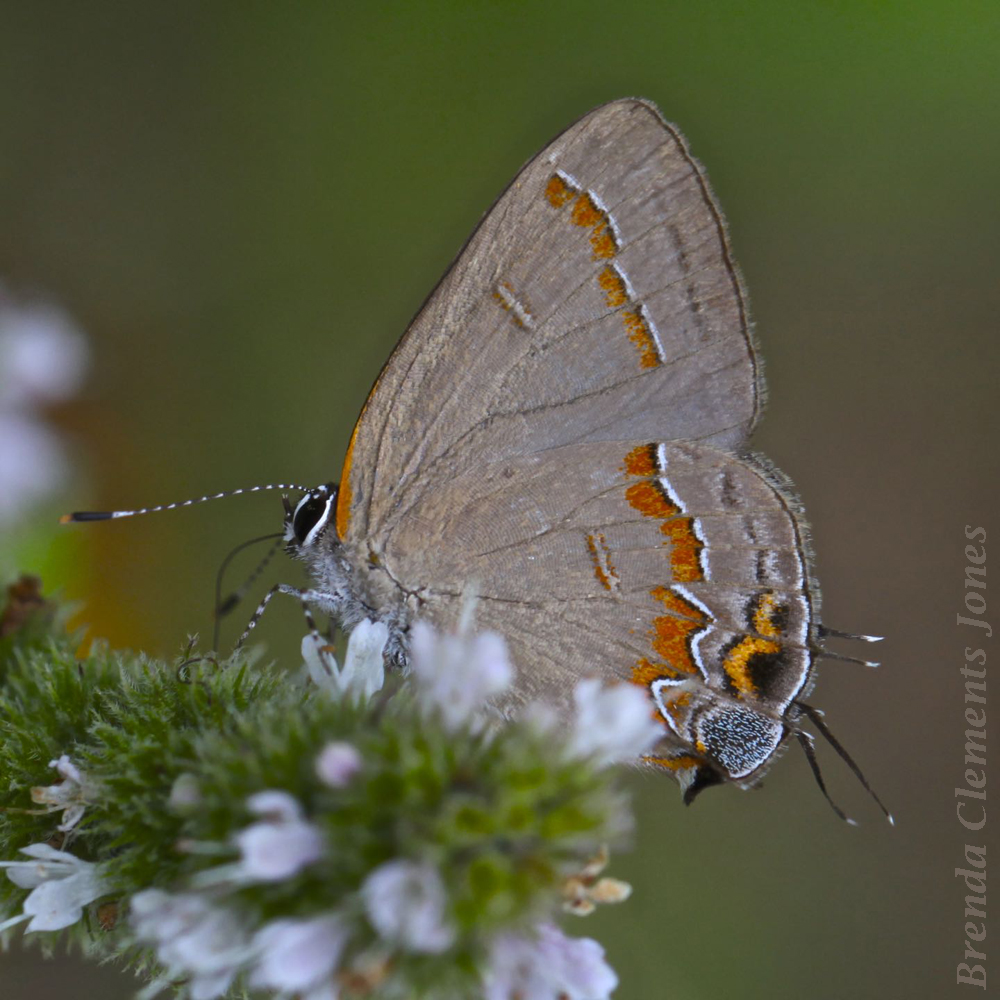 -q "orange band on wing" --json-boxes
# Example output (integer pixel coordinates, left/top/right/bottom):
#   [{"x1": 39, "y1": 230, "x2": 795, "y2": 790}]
[
  {"x1": 336, "y1": 374, "x2": 382, "y2": 540},
  {"x1": 632, "y1": 656, "x2": 686, "y2": 686},
  {"x1": 659, "y1": 517, "x2": 705, "y2": 583},
  {"x1": 722, "y1": 636, "x2": 780, "y2": 696},
  {"x1": 570, "y1": 191, "x2": 604, "y2": 227},
  {"x1": 634, "y1": 583, "x2": 710, "y2": 688},
  {"x1": 545, "y1": 174, "x2": 575, "y2": 207},
  {"x1": 585, "y1": 532, "x2": 619, "y2": 591},
  {"x1": 623, "y1": 443, "x2": 658, "y2": 477},
  {"x1": 622, "y1": 309, "x2": 660, "y2": 369},
  {"x1": 650, "y1": 585, "x2": 705, "y2": 621},
  {"x1": 753, "y1": 591, "x2": 783, "y2": 638},
  {"x1": 626, "y1": 480, "x2": 680, "y2": 519},
  {"x1": 644, "y1": 754, "x2": 702, "y2": 772},
  {"x1": 649, "y1": 614, "x2": 704, "y2": 675},
  {"x1": 545, "y1": 174, "x2": 620, "y2": 261},
  {"x1": 622, "y1": 445, "x2": 705, "y2": 583},
  {"x1": 334, "y1": 420, "x2": 361, "y2": 540},
  {"x1": 598, "y1": 265, "x2": 629, "y2": 308}
]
